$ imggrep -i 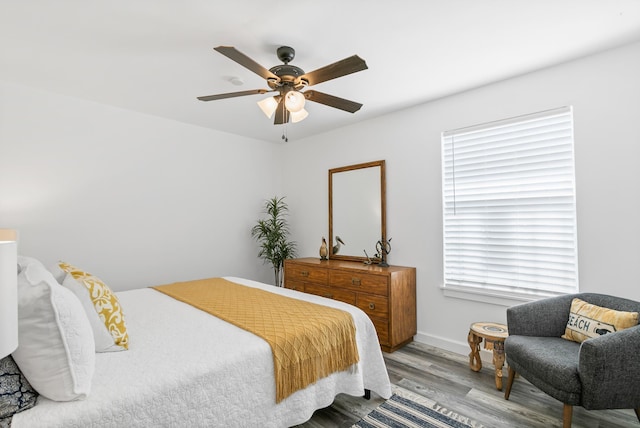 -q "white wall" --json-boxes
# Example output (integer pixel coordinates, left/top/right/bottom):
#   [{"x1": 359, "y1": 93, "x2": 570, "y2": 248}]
[
  {"x1": 0, "y1": 81, "x2": 280, "y2": 290},
  {"x1": 282, "y1": 40, "x2": 640, "y2": 355}
]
